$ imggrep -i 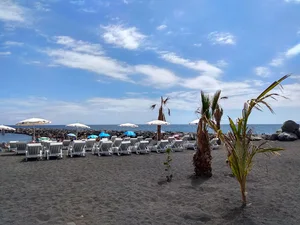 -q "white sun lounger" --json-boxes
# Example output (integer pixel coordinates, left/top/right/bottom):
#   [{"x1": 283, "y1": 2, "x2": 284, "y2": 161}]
[
  {"x1": 46, "y1": 142, "x2": 63, "y2": 160},
  {"x1": 147, "y1": 140, "x2": 158, "y2": 152},
  {"x1": 85, "y1": 139, "x2": 96, "y2": 151},
  {"x1": 16, "y1": 142, "x2": 27, "y2": 155},
  {"x1": 210, "y1": 138, "x2": 220, "y2": 150},
  {"x1": 117, "y1": 141, "x2": 131, "y2": 155},
  {"x1": 168, "y1": 140, "x2": 184, "y2": 152},
  {"x1": 128, "y1": 138, "x2": 139, "y2": 154},
  {"x1": 137, "y1": 136, "x2": 144, "y2": 142},
  {"x1": 136, "y1": 141, "x2": 149, "y2": 154},
  {"x1": 62, "y1": 140, "x2": 71, "y2": 150},
  {"x1": 25, "y1": 143, "x2": 43, "y2": 161},
  {"x1": 111, "y1": 136, "x2": 117, "y2": 142},
  {"x1": 9, "y1": 141, "x2": 18, "y2": 152},
  {"x1": 168, "y1": 137, "x2": 175, "y2": 144},
  {"x1": 111, "y1": 138, "x2": 123, "y2": 154},
  {"x1": 92, "y1": 141, "x2": 101, "y2": 155},
  {"x1": 97, "y1": 141, "x2": 113, "y2": 156},
  {"x1": 152, "y1": 140, "x2": 170, "y2": 153},
  {"x1": 68, "y1": 140, "x2": 86, "y2": 157}
]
